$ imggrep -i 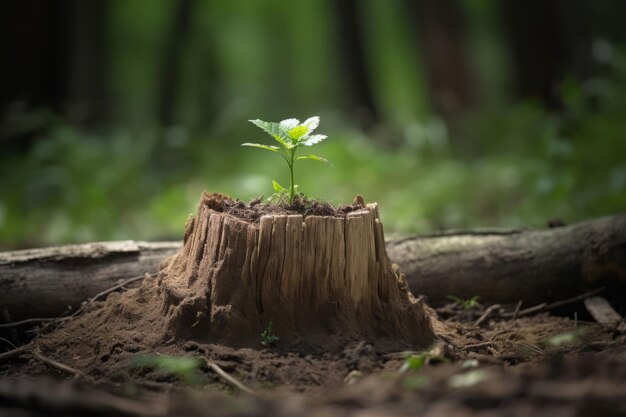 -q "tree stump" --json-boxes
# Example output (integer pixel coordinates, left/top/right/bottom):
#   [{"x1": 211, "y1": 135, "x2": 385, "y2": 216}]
[{"x1": 157, "y1": 192, "x2": 436, "y2": 347}]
